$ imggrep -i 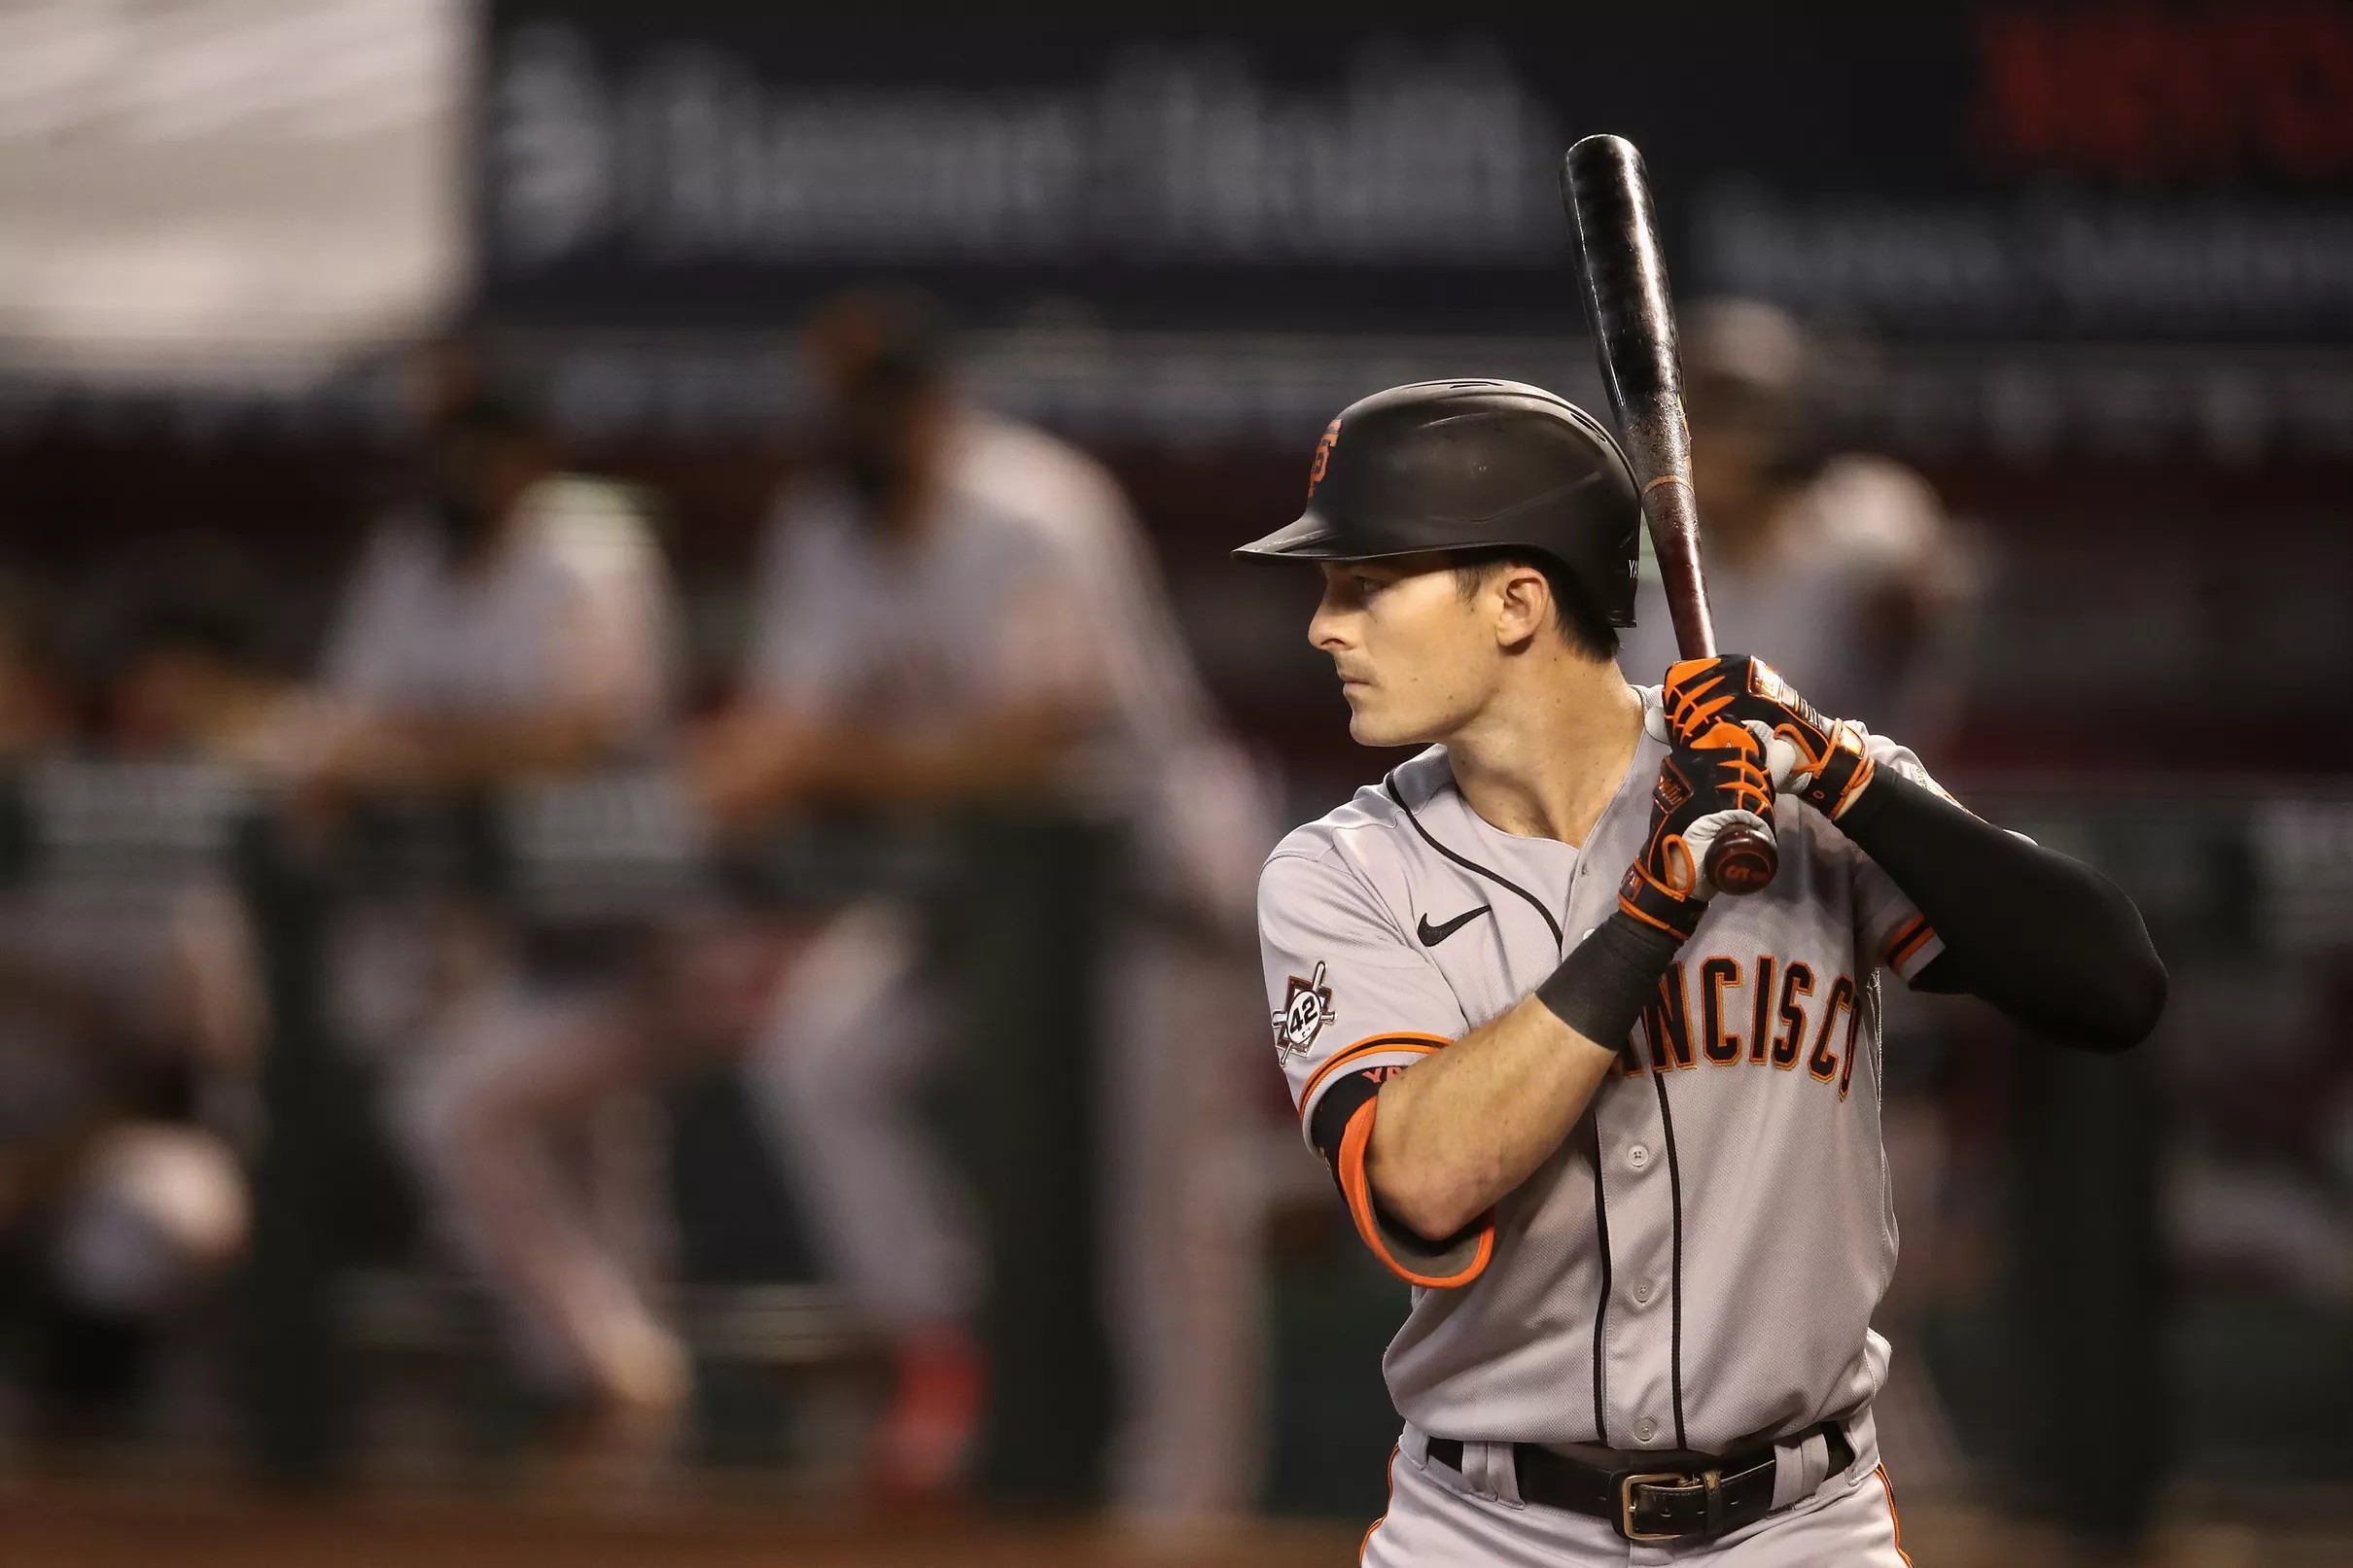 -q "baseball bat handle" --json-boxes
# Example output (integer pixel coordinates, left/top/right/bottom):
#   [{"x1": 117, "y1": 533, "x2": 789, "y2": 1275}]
[
  {"x1": 1643, "y1": 467, "x2": 1776, "y2": 893},
  {"x1": 1635, "y1": 468, "x2": 1718, "y2": 672}
]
